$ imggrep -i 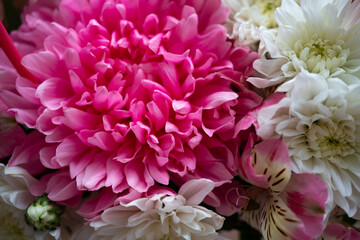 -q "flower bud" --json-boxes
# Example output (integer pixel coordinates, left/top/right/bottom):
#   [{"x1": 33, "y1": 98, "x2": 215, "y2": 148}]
[{"x1": 24, "y1": 193, "x2": 63, "y2": 231}]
